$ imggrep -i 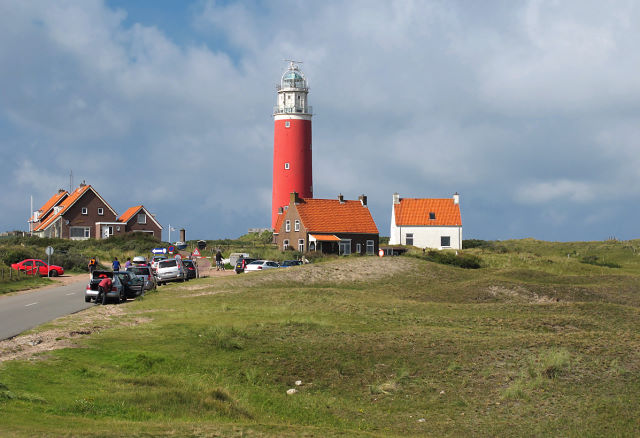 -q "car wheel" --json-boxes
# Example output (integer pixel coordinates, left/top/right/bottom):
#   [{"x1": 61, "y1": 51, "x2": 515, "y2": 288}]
[
  {"x1": 49, "y1": 270, "x2": 58, "y2": 277},
  {"x1": 85, "y1": 296, "x2": 91, "y2": 303}
]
